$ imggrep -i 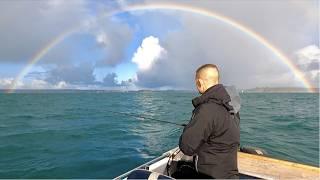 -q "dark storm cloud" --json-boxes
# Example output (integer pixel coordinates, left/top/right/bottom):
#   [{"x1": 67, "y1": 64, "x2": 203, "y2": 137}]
[
  {"x1": 45, "y1": 64, "x2": 96, "y2": 85},
  {"x1": 44, "y1": 65, "x2": 132, "y2": 88}
]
